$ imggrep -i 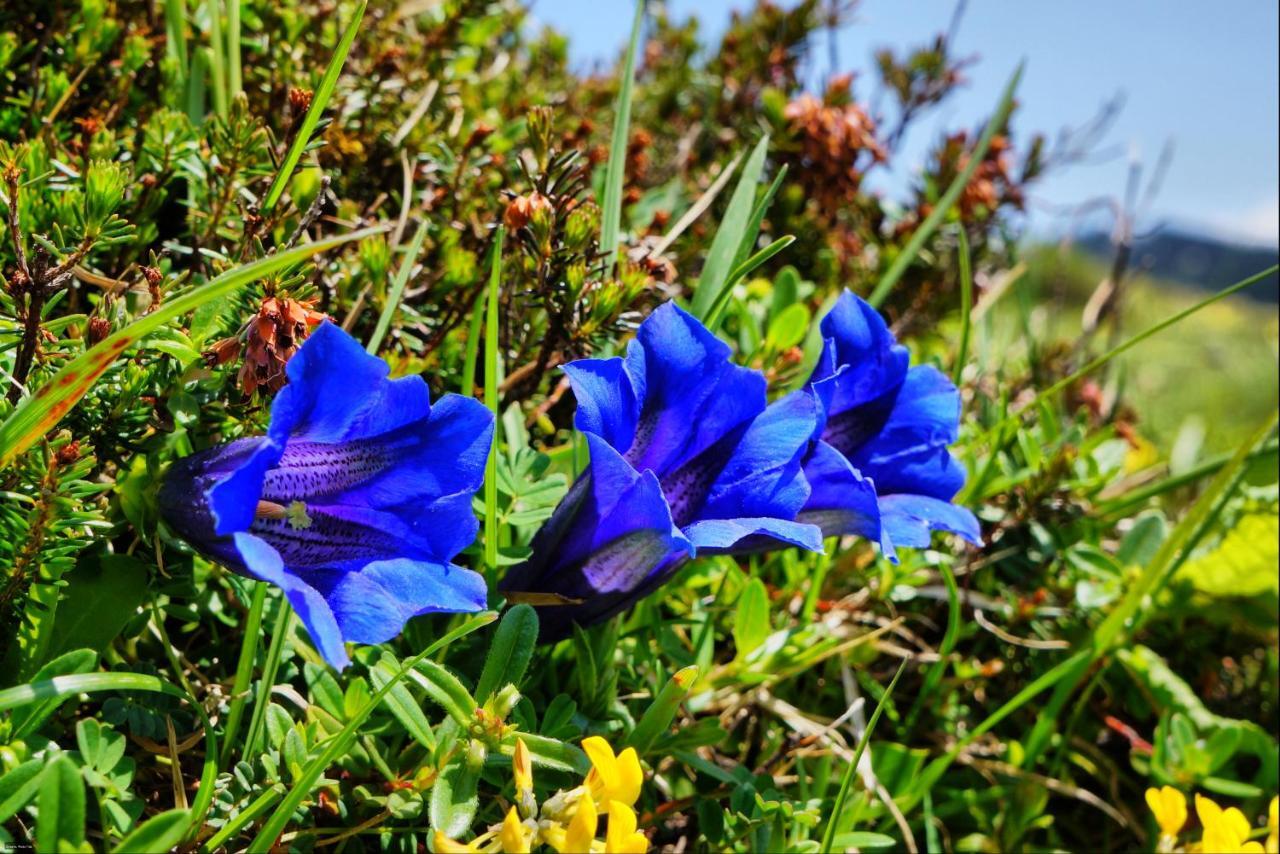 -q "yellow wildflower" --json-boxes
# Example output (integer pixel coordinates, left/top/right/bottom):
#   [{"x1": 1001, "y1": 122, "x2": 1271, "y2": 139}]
[
  {"x1": 513, "y1": 738, "x2": 533, "y2": 792},
  {"x1": 561, "y1": 789, "x2": 598, "y2": 853},
  {"x1": 1147, "y1": 786, "x2": 1188, "y2": 840},
  {"x1": 434, "y1": 830, "x2": 481, "y2": 853},
  {"x1": 1267, "y1": 796, "x2": 1278, "y2": 854},
  {"x1": 583, "y1": 736, "x2": 643, "y2": 808},
  {"x1": 606, "y1": 800, "x2": 649, "y2": 854},
  {"x1": 500, "y1": 807, "x2": 531, "y2": 854},
  {"x1": 1197, "y1": 793, "x2": 1263, "y2": 854}
]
